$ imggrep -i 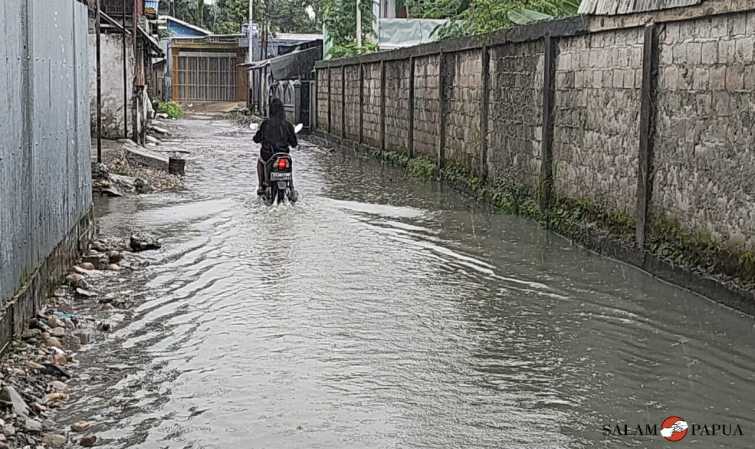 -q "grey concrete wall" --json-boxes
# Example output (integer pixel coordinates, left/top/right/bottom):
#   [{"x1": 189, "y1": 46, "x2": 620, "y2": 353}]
[
  {"x1": 362, "y1": 63, "x2": 382, "y2": 148},
  {"x1": 412, "y1": 54, "x2": 441, "y2": 159},
  {"x1": 0, "y1": 0, "x2": 93, "y2": 309},
  {"x1": 329, "y1": 67, "x2": 344, "y2": 137},
  {"x1": 88, "y1": 32, "x2": 135, "y2": 140},
  {"x1": 344, "y1": 65, "x2": 361, "y2": 141},
  {"x1": 653, "y1": 11, "x2": 755, "y2": 250}
]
